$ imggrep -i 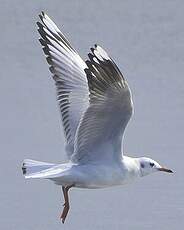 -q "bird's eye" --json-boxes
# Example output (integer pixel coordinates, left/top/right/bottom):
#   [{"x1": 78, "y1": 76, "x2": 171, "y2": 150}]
[{"x1": 150, "y1": 162, "x2": 154, "y2": 167}]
